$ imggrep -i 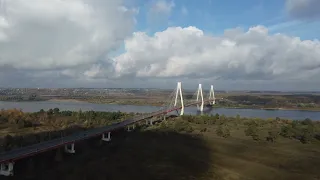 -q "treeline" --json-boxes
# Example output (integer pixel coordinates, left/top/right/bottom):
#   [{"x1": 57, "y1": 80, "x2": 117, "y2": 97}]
[
  {"x1": 0, "y1": 94, "x2": 46, "y2": 101},
  {"x1": 170, "y1": 114, "x2": 320, "y2": 144},
  {"x1": 0, "y1": 108, "x2": 131, "y2": 129},
  {"x1": 220, "y1": 94, "x2": 320, "y2": 109},
  {"x1": 0, "y1": 108, "x2": 134, "y2": 152}
]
